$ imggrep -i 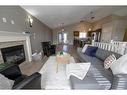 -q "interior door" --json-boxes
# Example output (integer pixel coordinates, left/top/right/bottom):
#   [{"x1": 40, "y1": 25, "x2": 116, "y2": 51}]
[
  {"x1": 58, "y1": 32, "x2": 63, "y2": 44},
  {"x1": 58, "y1": 32, "x2": 68, "y2": 44}
]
